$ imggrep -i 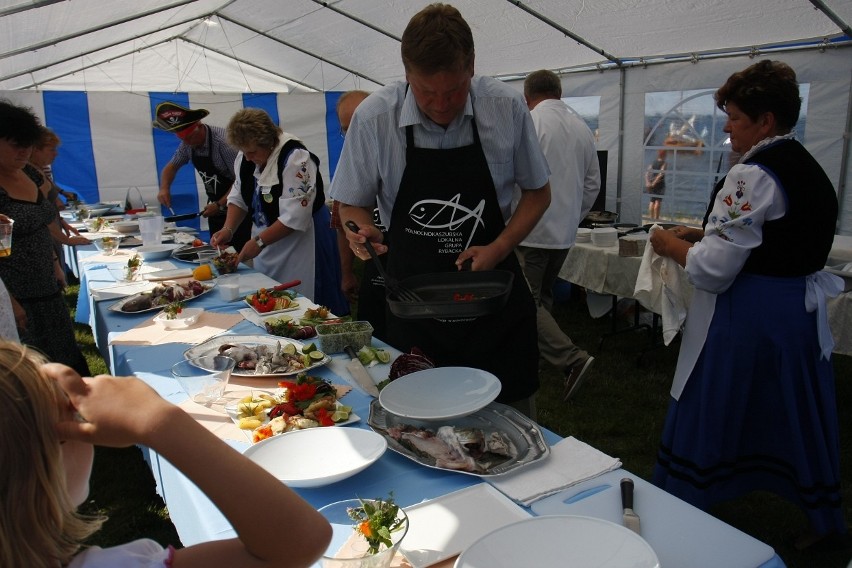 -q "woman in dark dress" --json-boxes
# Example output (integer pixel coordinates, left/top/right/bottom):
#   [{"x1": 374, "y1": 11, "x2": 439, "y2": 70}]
[{"x1": 0, "y1": 100, "x2": 89, "y2": 376}]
